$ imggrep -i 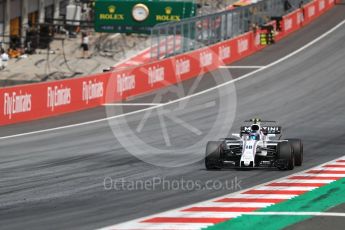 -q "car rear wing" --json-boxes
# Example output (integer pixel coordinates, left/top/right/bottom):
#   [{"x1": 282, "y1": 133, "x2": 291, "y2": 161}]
[{"x1": 241, "y1": 126, "x2": 282, "y2": 135}]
